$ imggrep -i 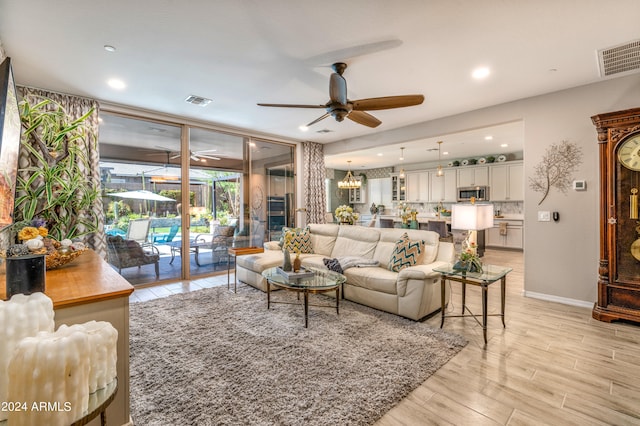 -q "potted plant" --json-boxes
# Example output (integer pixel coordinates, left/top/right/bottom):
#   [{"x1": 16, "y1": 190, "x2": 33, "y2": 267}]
[{"x1": 12, "y1": 97, "x2": 99, "y2": 241}]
